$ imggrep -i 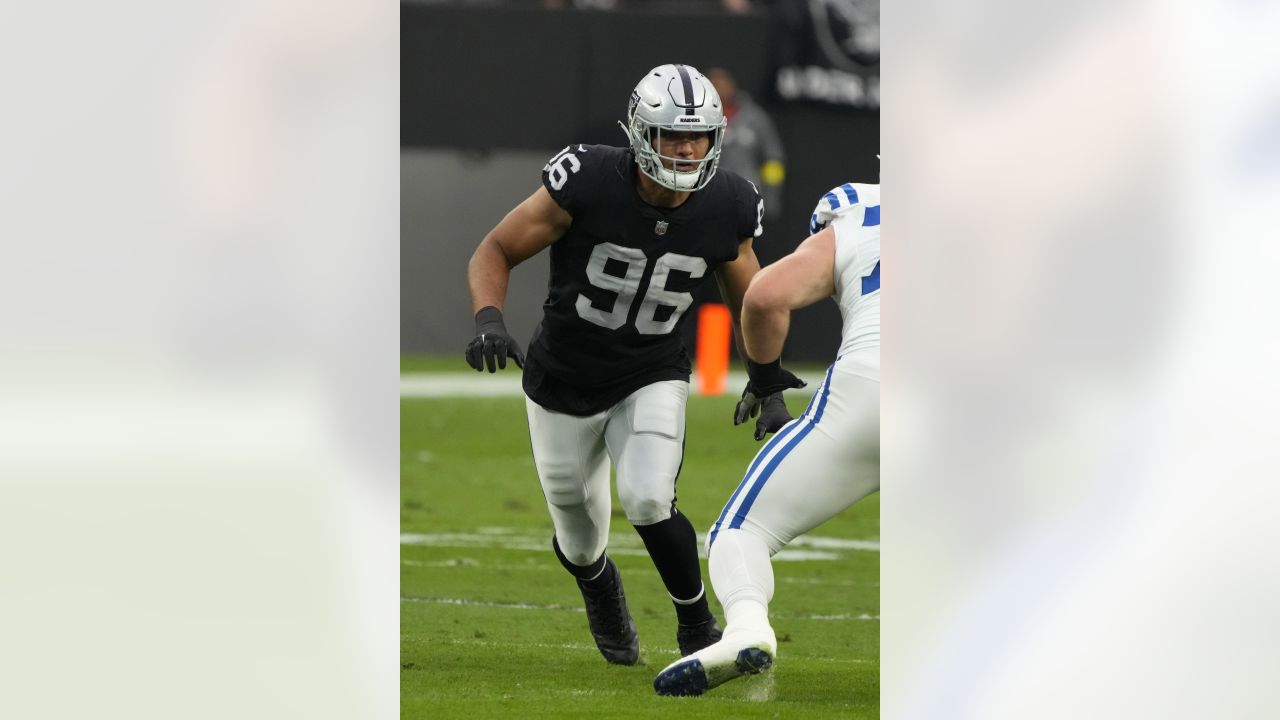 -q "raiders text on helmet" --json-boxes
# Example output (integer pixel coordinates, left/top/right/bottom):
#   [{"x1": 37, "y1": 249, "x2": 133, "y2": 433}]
[{"x1": 620, "y1": 64, "x2": 726, "y2": 192}]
